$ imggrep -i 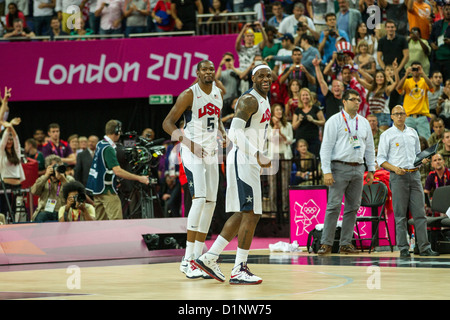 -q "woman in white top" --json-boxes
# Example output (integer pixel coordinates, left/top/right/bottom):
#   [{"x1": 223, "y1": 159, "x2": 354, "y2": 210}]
[
  {"x1": 0, "y1": 117, "x2": 26, "y2": 218},
  {"x1": 267, "y1": 103, "x2": 293, "y2": 214}
]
